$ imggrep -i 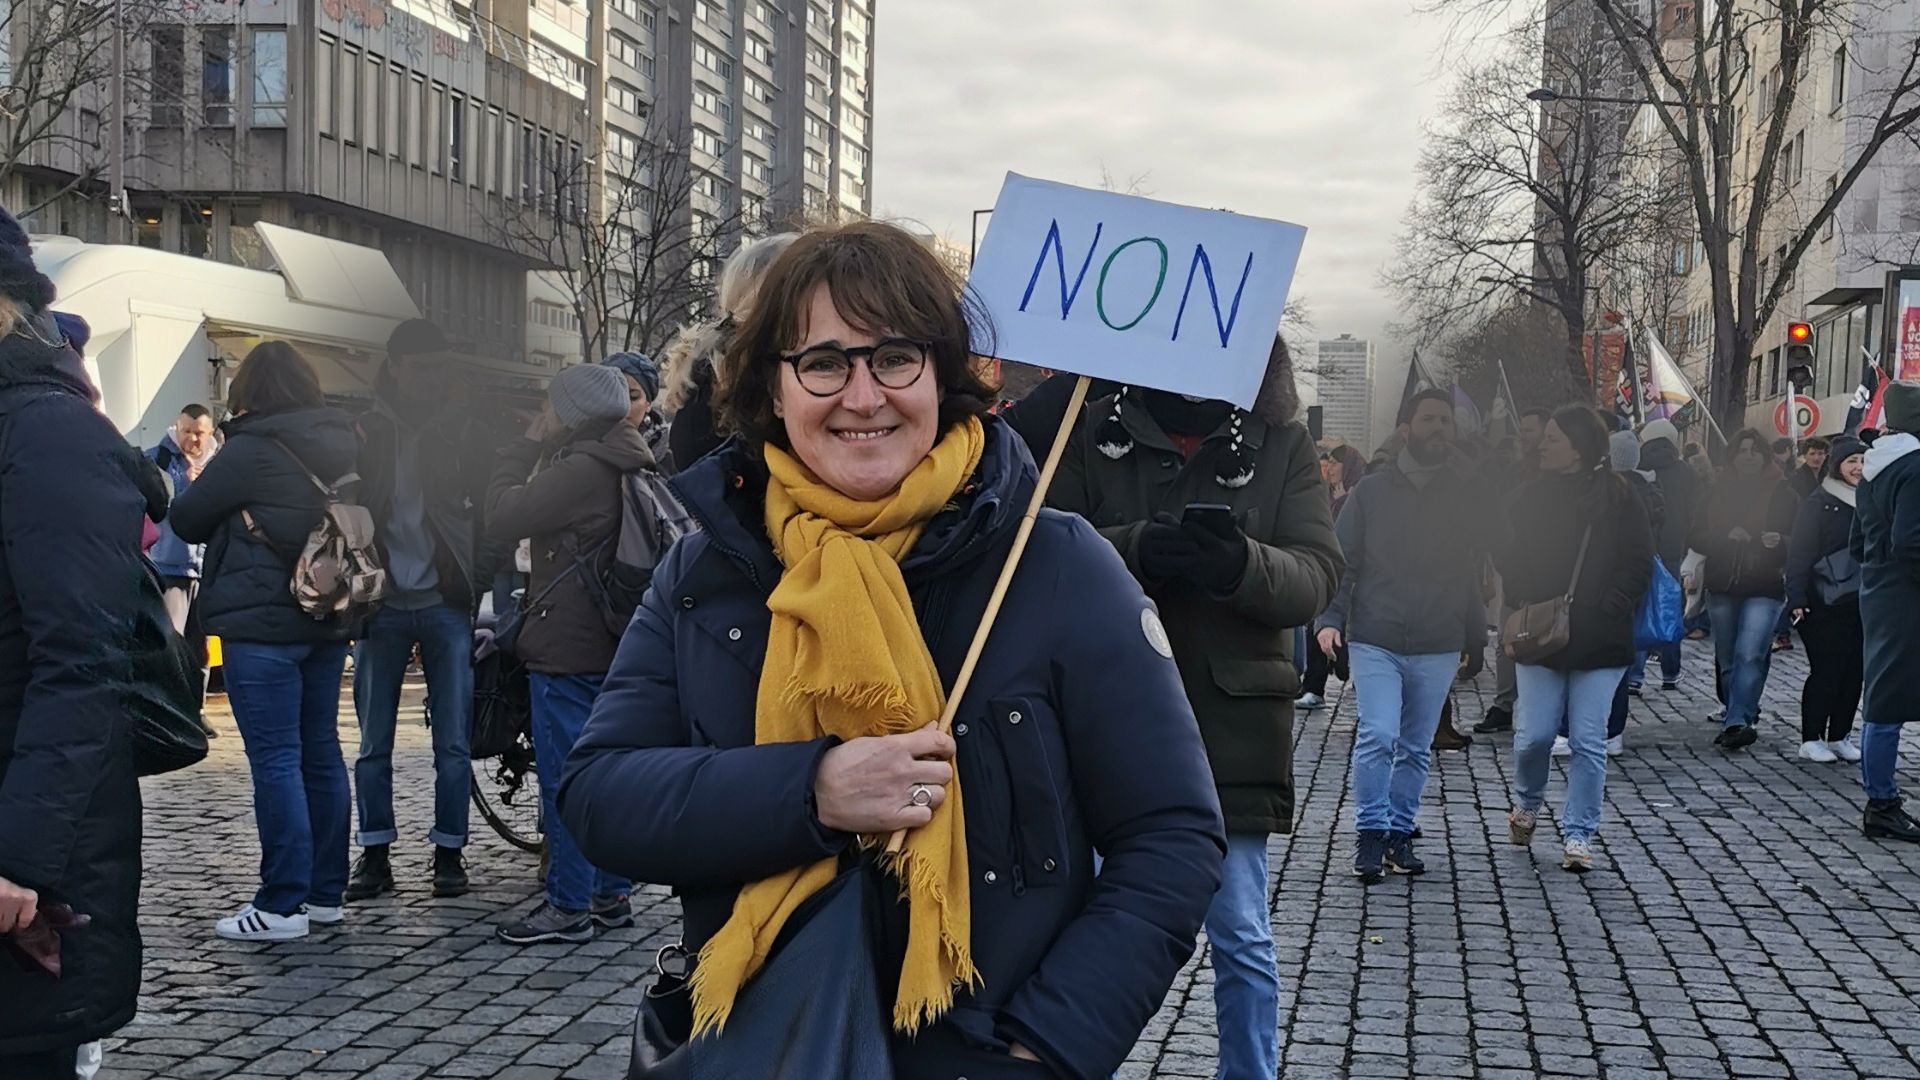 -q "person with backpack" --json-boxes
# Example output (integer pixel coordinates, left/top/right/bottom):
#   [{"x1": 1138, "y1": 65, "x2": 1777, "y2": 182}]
[
  {"x1": 484, "y1": 363, "x2": 671, "y2": 944},
  {"x1": 168, "y1": 342, "x2": 362, "y2": 941}
]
